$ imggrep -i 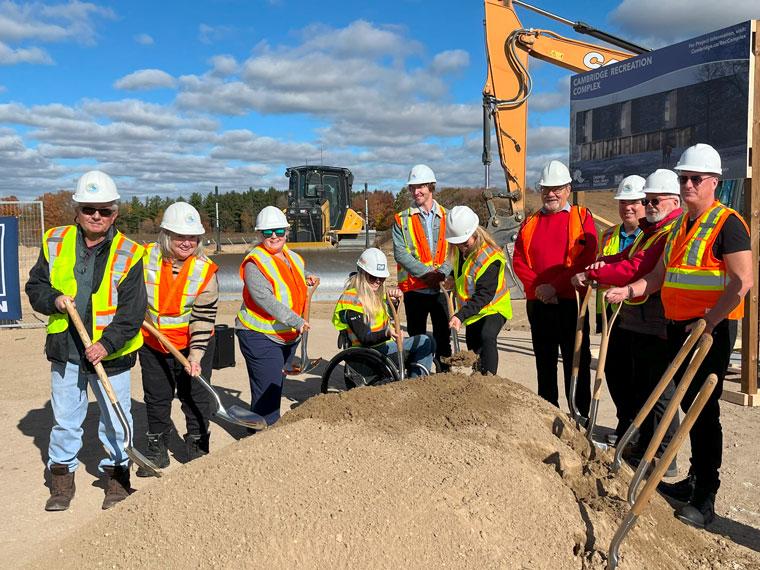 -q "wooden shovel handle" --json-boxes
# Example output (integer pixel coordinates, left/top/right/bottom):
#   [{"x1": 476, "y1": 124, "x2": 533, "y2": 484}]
[
  {"x1": 303, "y1": 277, "x2": 320, "y2": 322},
  {"x1": 631, "y1": 373, "x2": 718, "y2": 516},
  {"x1": 445, "y1": 289, "x2": 456, "y2": 319},
  {"x1": 387, "y1": 296, "x2": 403, "y2": 341},
  {"x1": 142, "y1": 318, "x2": 192, "y2": 369},
  {"x1": 63, "y1": 299, "x2": 120, "y2": 405},
  {"x1": 571, "y1": 286, "x2": 593, "y2": 372}
]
